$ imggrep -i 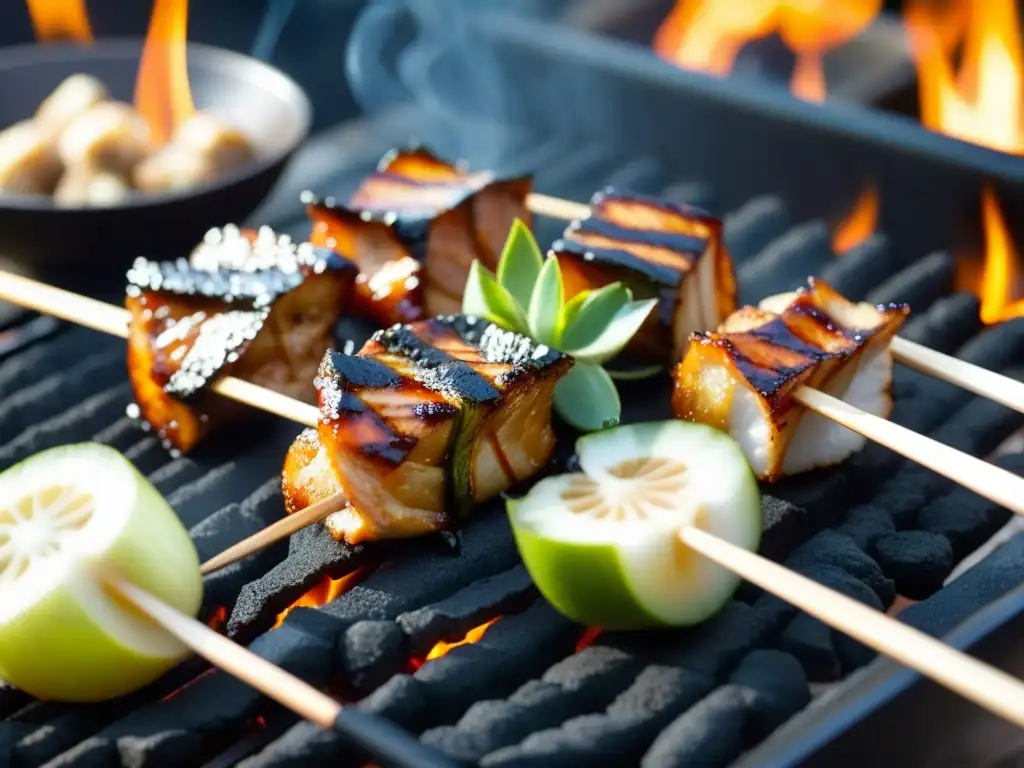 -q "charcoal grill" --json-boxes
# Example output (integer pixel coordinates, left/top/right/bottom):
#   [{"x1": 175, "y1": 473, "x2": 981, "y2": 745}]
[
  {"x1": 4, "y1": 3, "x2": 1024, "y2": 765},
  {"x1": 1, "y1": 117, "x2": 1023, "y2": 766}
]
